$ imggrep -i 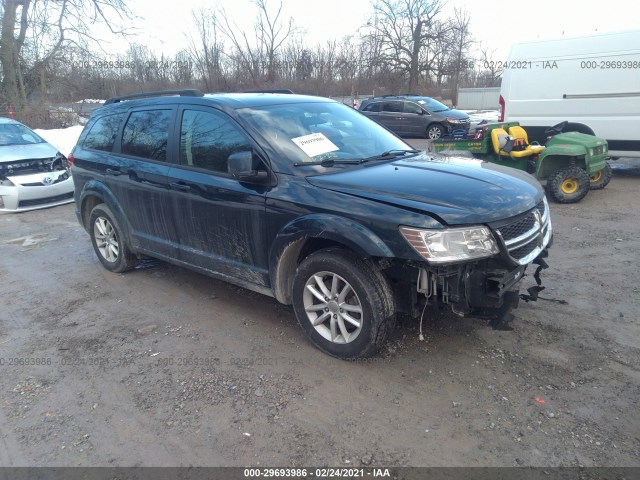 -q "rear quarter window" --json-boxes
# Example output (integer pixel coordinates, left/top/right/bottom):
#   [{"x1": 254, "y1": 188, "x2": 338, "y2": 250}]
[{"x1": 82, "y1": 113, "x2": 125, "y2": 152}]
